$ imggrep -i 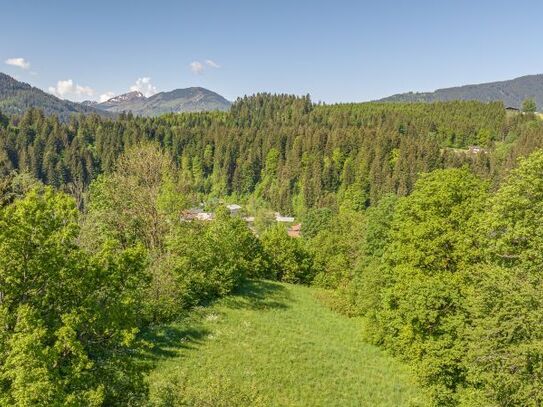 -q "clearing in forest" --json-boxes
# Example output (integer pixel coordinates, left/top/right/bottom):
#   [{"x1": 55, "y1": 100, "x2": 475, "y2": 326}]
[{"x1": 145, "y1": 280, "x2": 427, "y2": 406}]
